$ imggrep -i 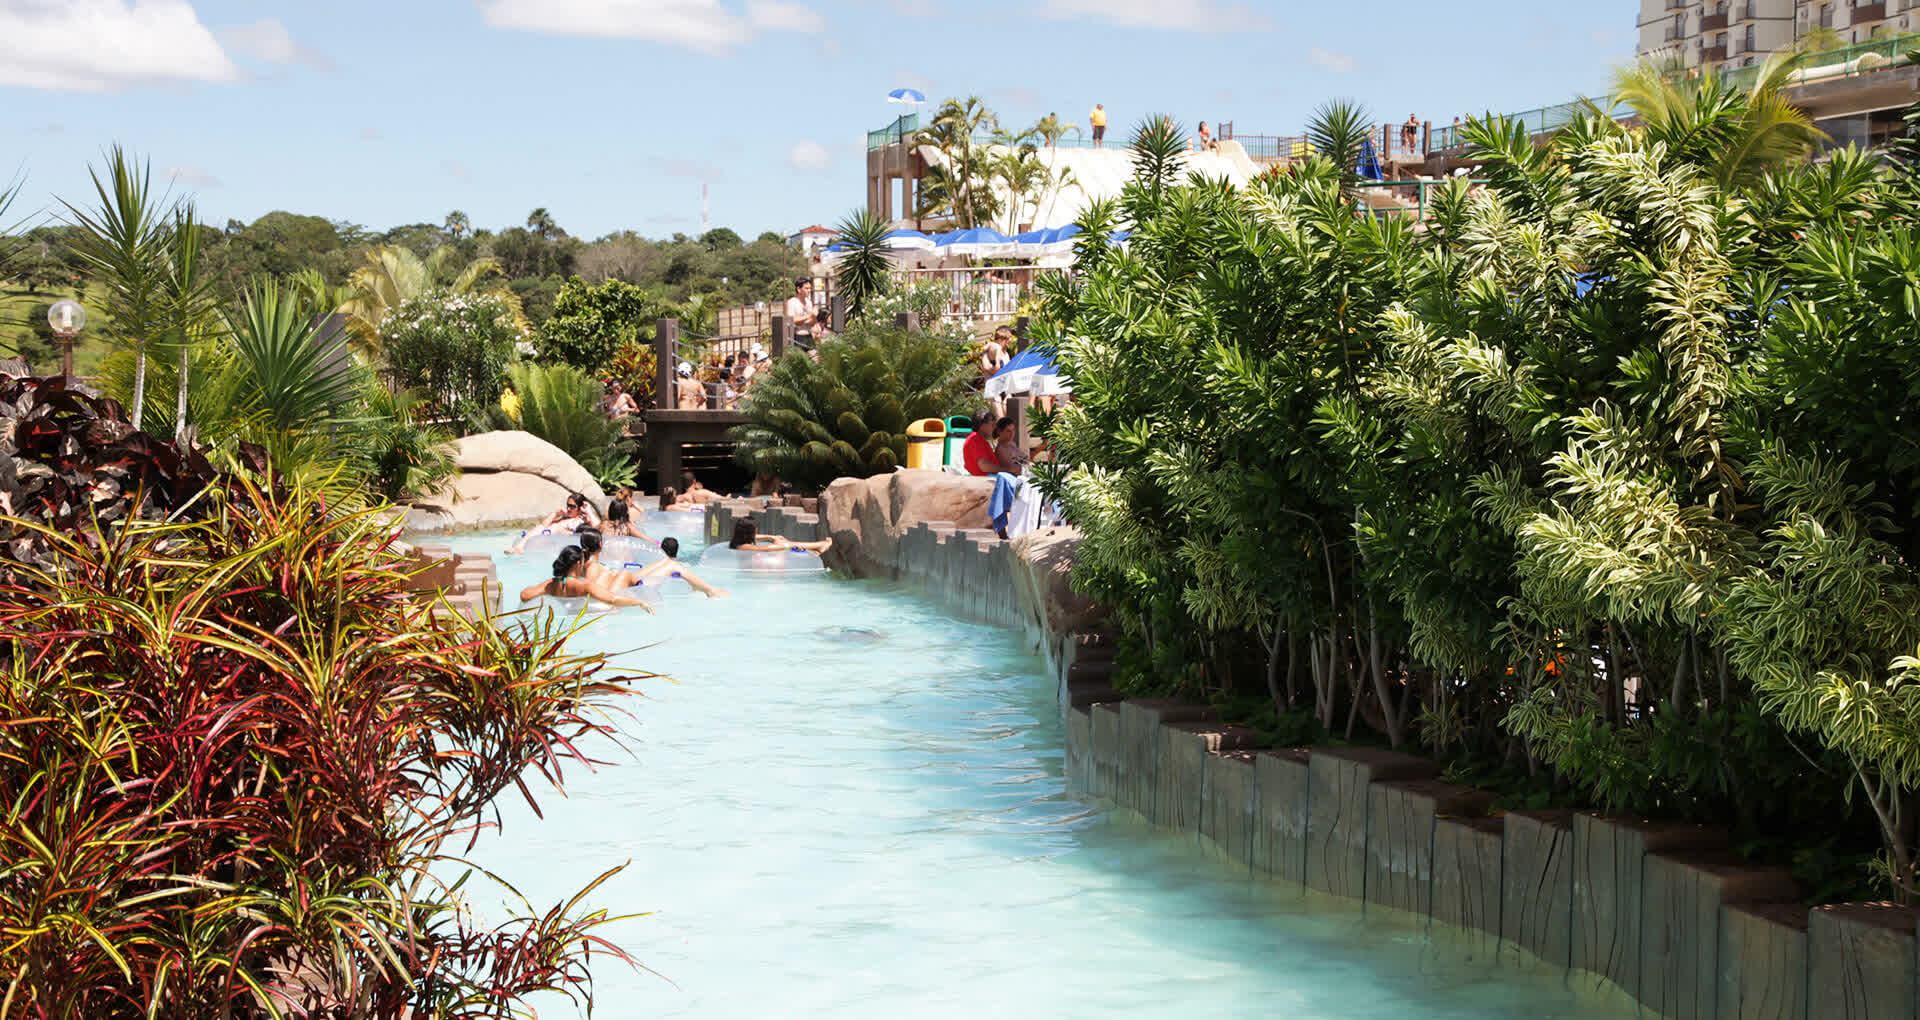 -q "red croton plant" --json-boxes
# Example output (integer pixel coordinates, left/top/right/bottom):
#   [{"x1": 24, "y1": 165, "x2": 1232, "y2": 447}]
[{"x1": 0, "y1": 375, "x2": 645, "y2": 1017}]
